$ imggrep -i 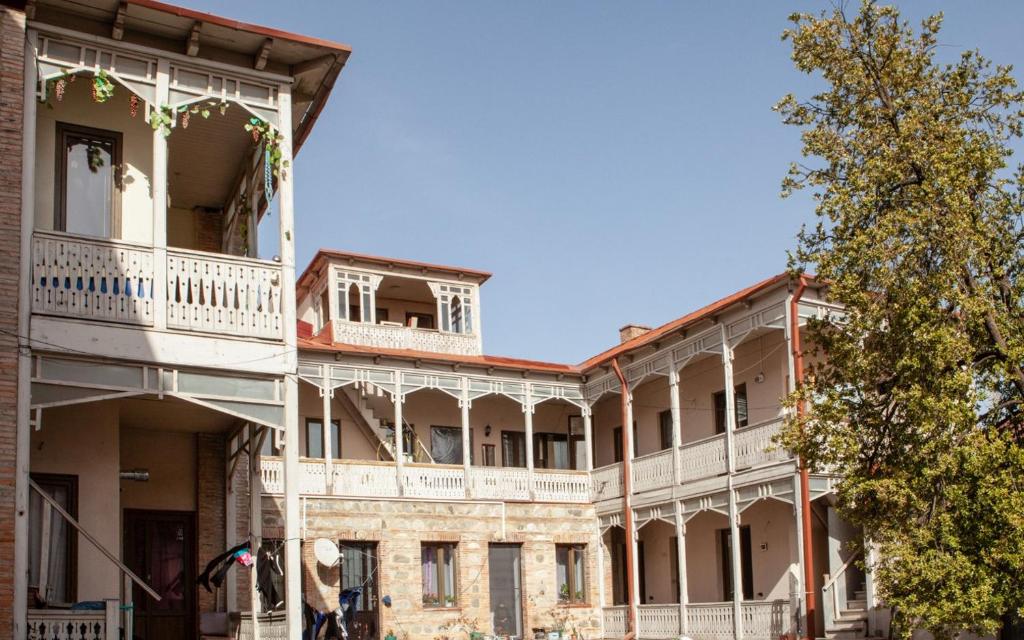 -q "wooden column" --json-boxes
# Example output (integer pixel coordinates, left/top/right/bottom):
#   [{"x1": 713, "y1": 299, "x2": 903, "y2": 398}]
[
  {"x1": 322, "y1": 369, "x2": 334, "y2": 493},
  {"x1": 624, "y1": 393, "x2": 640, "y2": 629},
  {"x1": 669, "y1": 368, "x2": 682, "y2": 485},
  {"x1": 582, "y1": 407, "x2": 594, "y2": 471},
  {"x1": 785, "y1": 294, "x2": 809, "y2": 635},
  {"x1": 461, "y1": 379, "x2": 472, "y2": 497},
  {"x1": 152, "y1": 58, "x2": 169, "y2": 330},
  {"x1": 276, "y1": 81, "x2": 301, "y2": 640},
  {"x1": 722, "y1": 326, "x2": 743, "y2": 639},
  {"x1": 675, "y1": 508, "x2": 688, "y2": 635},
  {"x1": 394, "y1": 389, "x2": 405, "y2": 495},
  {"x1": 524, "y1": 383, "x2": 535, "y2": 499}
]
